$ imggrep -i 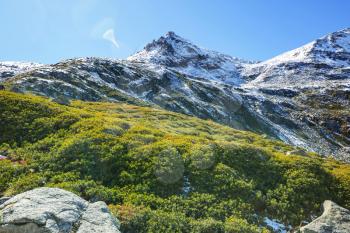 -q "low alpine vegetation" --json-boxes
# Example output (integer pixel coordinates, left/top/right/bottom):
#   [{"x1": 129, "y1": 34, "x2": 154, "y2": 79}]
[{"x1": 1, "y1": 91, "x2": 349, "y2": 232}]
